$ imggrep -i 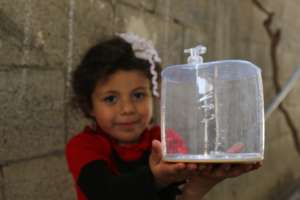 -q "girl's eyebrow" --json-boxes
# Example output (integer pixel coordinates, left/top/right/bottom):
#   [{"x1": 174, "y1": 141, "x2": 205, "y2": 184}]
[
  {"x1": 100, "y1": 90, "x2": 119, "y2": 95},
  {"x1": 133, "y1": 86, "x2": 147, "y2": 91},
  {"x1": 94, "y1": 90, "x2": 118, "y2": 98},
  {"x1": 97, "y1": 86, "x2": 148, "y2": 96}
]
